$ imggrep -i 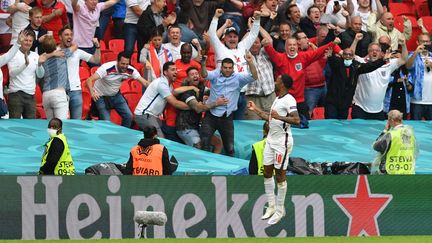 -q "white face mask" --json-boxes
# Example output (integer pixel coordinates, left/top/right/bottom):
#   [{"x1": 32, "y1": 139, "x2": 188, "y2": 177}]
[
  {"x1": 344, "y1": 59, "x2": 353, "y2": 66},
  {"x1": 47, "y1": 128, "x2": 58, "y2": 138}
]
